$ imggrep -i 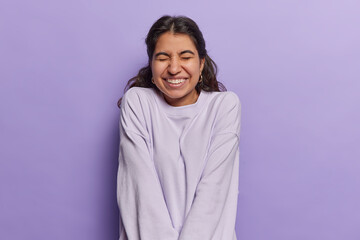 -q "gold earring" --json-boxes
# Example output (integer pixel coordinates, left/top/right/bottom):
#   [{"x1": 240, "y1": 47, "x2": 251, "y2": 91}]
[{"x1": 199, "y1": 75, "x2": 203, "y2": 83}]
